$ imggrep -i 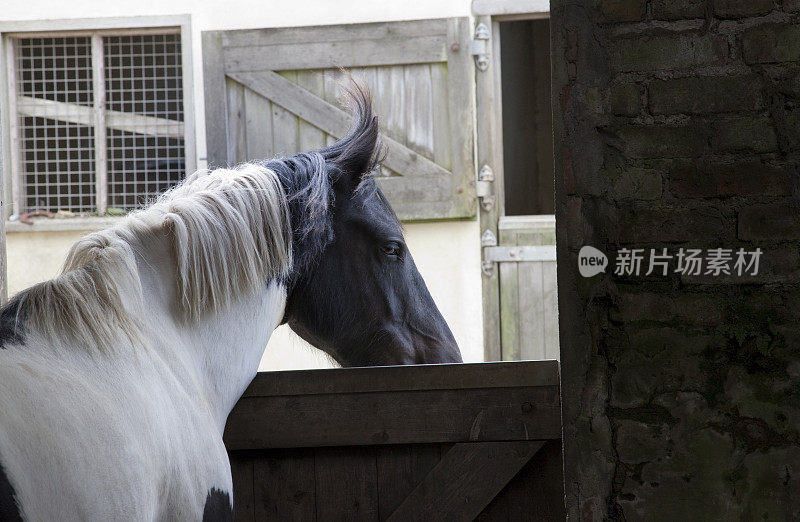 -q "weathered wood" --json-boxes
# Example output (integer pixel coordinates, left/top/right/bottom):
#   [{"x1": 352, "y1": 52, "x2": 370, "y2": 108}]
[
  {"x1": 499, "y1": 260, "x2": 520, "y2": 361},
  {"x1": 219, "y1": 19, "x2": 448, "y2": 48},
  {"x1": 295, "y1": 71, "x2": 326, "y2": 152},
  {"x1": 230, "y1": 454, "x2": 255, "y2": 522},
  {"x1": 387, "y1": 441, "x2": 544, "y2": 521},
  {"x1": 314, "y1": 447, "x2": 379, "y2": 521},
  {"x1": 222, "y1": 36, "x2": 448, "y2": 72},
  {"x1": 270, "y1": 71, "x2": 299, "y2": 156},
  {"x1": 543, "y1": 260, "x2": 560, "y2": 359},
  {"x1": 445, "y1": 17, "x2": 477, "y2": 217},
  {"x1": 224, "y1": 385, "x2": 561, "y2": 450},
  {"x1": 202, "y1": 31, "x2": 228, "y2": 167},
  {"x1": 203, "y1": 17, "x2": 475, "y2": 222},
  {"x1": 402, "y1": 64, "x2": 434, "y2": 159},
  {"x1": 252, "y1": 449, "x2": 316, "y2": 521},
  {"x1": 225, "y1": 78, "x2": 247, "y2": 164},
  {"x1": 226, "y1": 70, "x2": 452, "y2": 181},
  {"x1": 476, "y1": 15, "x2": 505, "y2": 362},
  {"x1": 15, "y1": 96, "x2": 185, "y2": 138},
  {"x1": 430, "y1": 63, "x2": 452, "y2": 170},
  {"x1": 243, "y1": 87, "x2": 273, "y2": 160},
  {"x1": 376, "y1": 445, "x2": 441, "y2": 519},
  {"x1": 520, "y1": 261, "x2": 546, "y2": 360},
  {"x1": 242, "y1": 360, "x2": 558, "y2": 397}
]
